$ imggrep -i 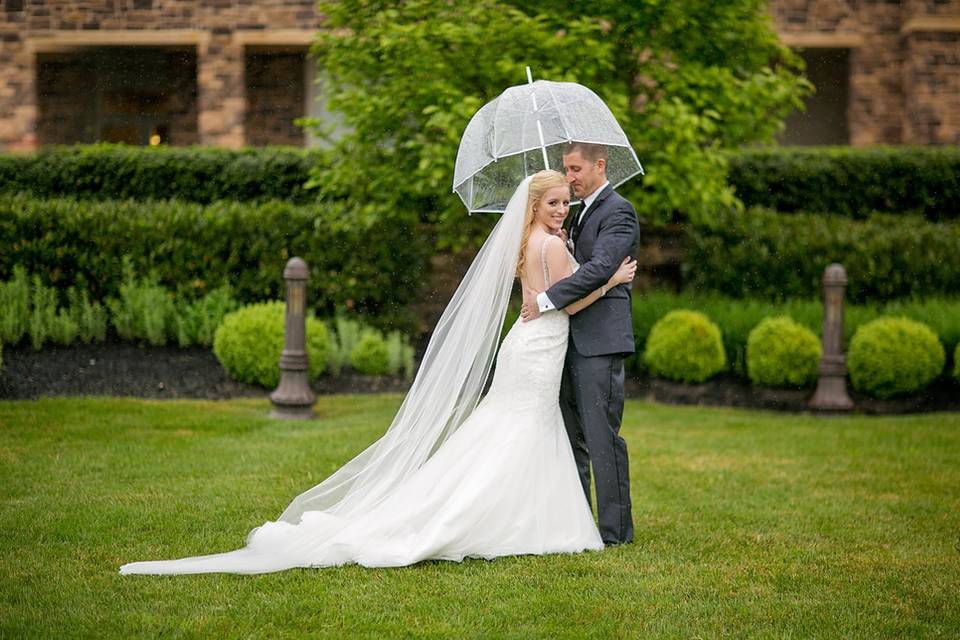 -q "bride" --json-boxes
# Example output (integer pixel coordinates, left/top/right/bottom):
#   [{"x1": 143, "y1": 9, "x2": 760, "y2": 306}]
[{"x1": 120, "y1": 170, "x2": 636, "y2": 574}]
